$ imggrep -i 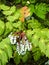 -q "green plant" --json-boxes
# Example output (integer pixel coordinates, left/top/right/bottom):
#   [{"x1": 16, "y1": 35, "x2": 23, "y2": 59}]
[
  {"x1": 0, "y1": 0, "x2": 49, "y2": 65},
  {"x1": 0, "y1": 38, "x2": 13, "y2": 65}
]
